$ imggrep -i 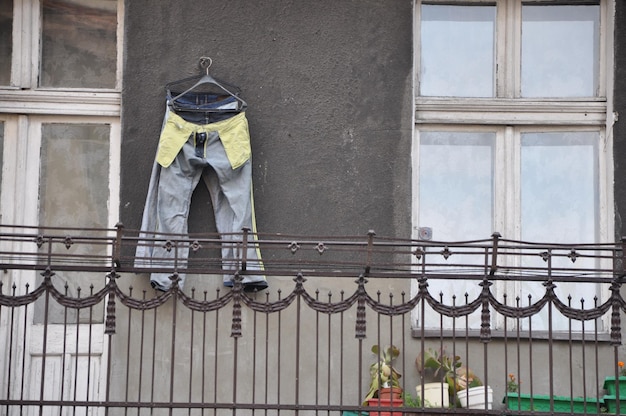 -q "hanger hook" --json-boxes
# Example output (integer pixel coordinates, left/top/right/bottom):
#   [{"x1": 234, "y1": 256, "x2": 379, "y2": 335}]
[{"x1": 199, "y1": 57, "x2": 213, "y2": 75}]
